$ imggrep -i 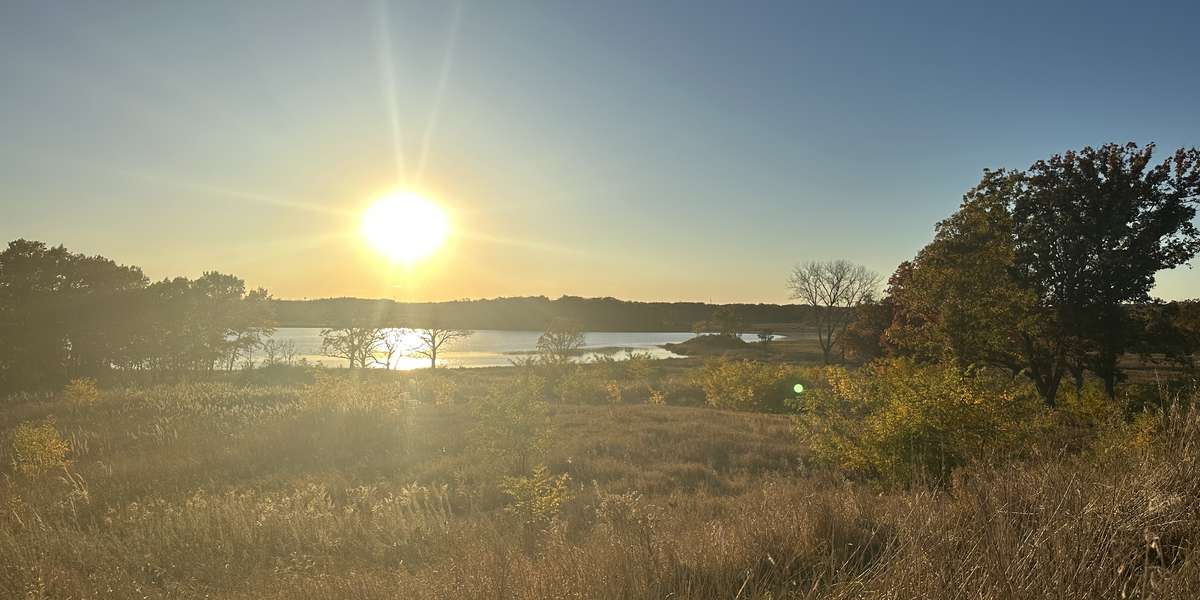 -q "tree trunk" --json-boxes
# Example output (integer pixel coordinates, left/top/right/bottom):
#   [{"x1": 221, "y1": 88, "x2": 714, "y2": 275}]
[
  {"x1": 1022, "y1": 333, "x2": 1065, "y2": 408},
  {"x1": 1068, "y1": 362, "x2": 1085, "y2": 394},
  {"x1": 1099, "y1": 347, "x2": 1119, "y2": 399},
  {"x1": 819, "y1": 322, "x2": 834, "y2": 364}
]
